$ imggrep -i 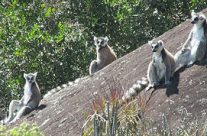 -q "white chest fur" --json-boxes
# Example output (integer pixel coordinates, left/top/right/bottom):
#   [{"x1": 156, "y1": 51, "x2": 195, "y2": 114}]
[
  {"x1": 153, "y1": 52, "x2": 163, "y2": 63},
  {"x1": 153, "y1": 53, "x2": 166, "y2": 79},
  {"x1": 23, "y1": 83, "x2": 32, "y2": 105},
  {"x1": 24, "y1": 82, "x2": 32, "y2": 95},
  {"x1": 192, "y1": 25, "x2": 205, "y2": 42}
]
